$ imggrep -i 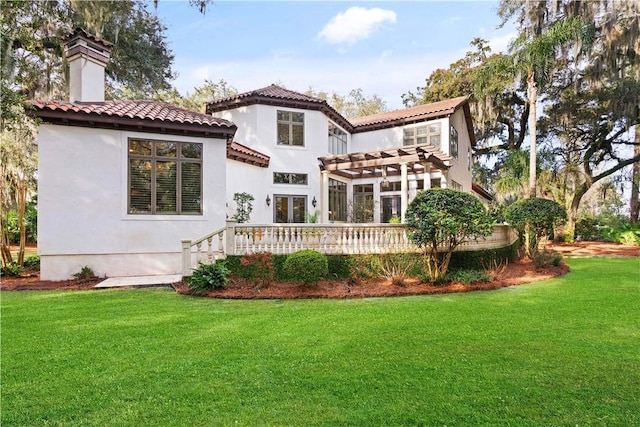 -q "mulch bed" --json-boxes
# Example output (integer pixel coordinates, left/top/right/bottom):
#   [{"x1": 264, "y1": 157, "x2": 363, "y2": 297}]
[{"x1": 2, "y1": 241, "x2": 636, "y2": 298}]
